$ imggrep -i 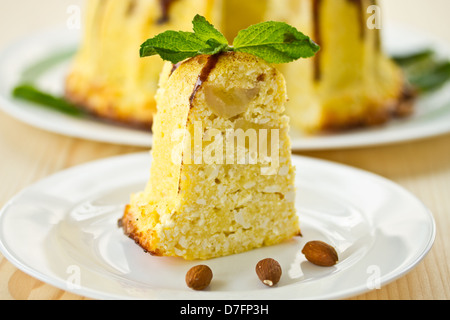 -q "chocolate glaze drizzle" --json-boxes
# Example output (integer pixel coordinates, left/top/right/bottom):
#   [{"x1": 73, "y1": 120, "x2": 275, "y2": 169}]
[
  {"x1": 312, "y1": 0, "x2": 368, "y2": 81},
  {"x1": 126, "y1": 0, "x2": 138, "y2": 16},
  {"x1": 189, "y1": 54, "x2": 221, "y2": 108},
  {"x1": 175, "y1": 54, "x2": 221, "y2": 195},
  {"x1": 312, "y1": 0, "x2": 322, "y2": 81},
  {"x1": 170, "y1": 61, "x2": 182, "y2": 77},
  {"x1": 158, "y1": 0, "x2": 178, "y2": 24}
]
